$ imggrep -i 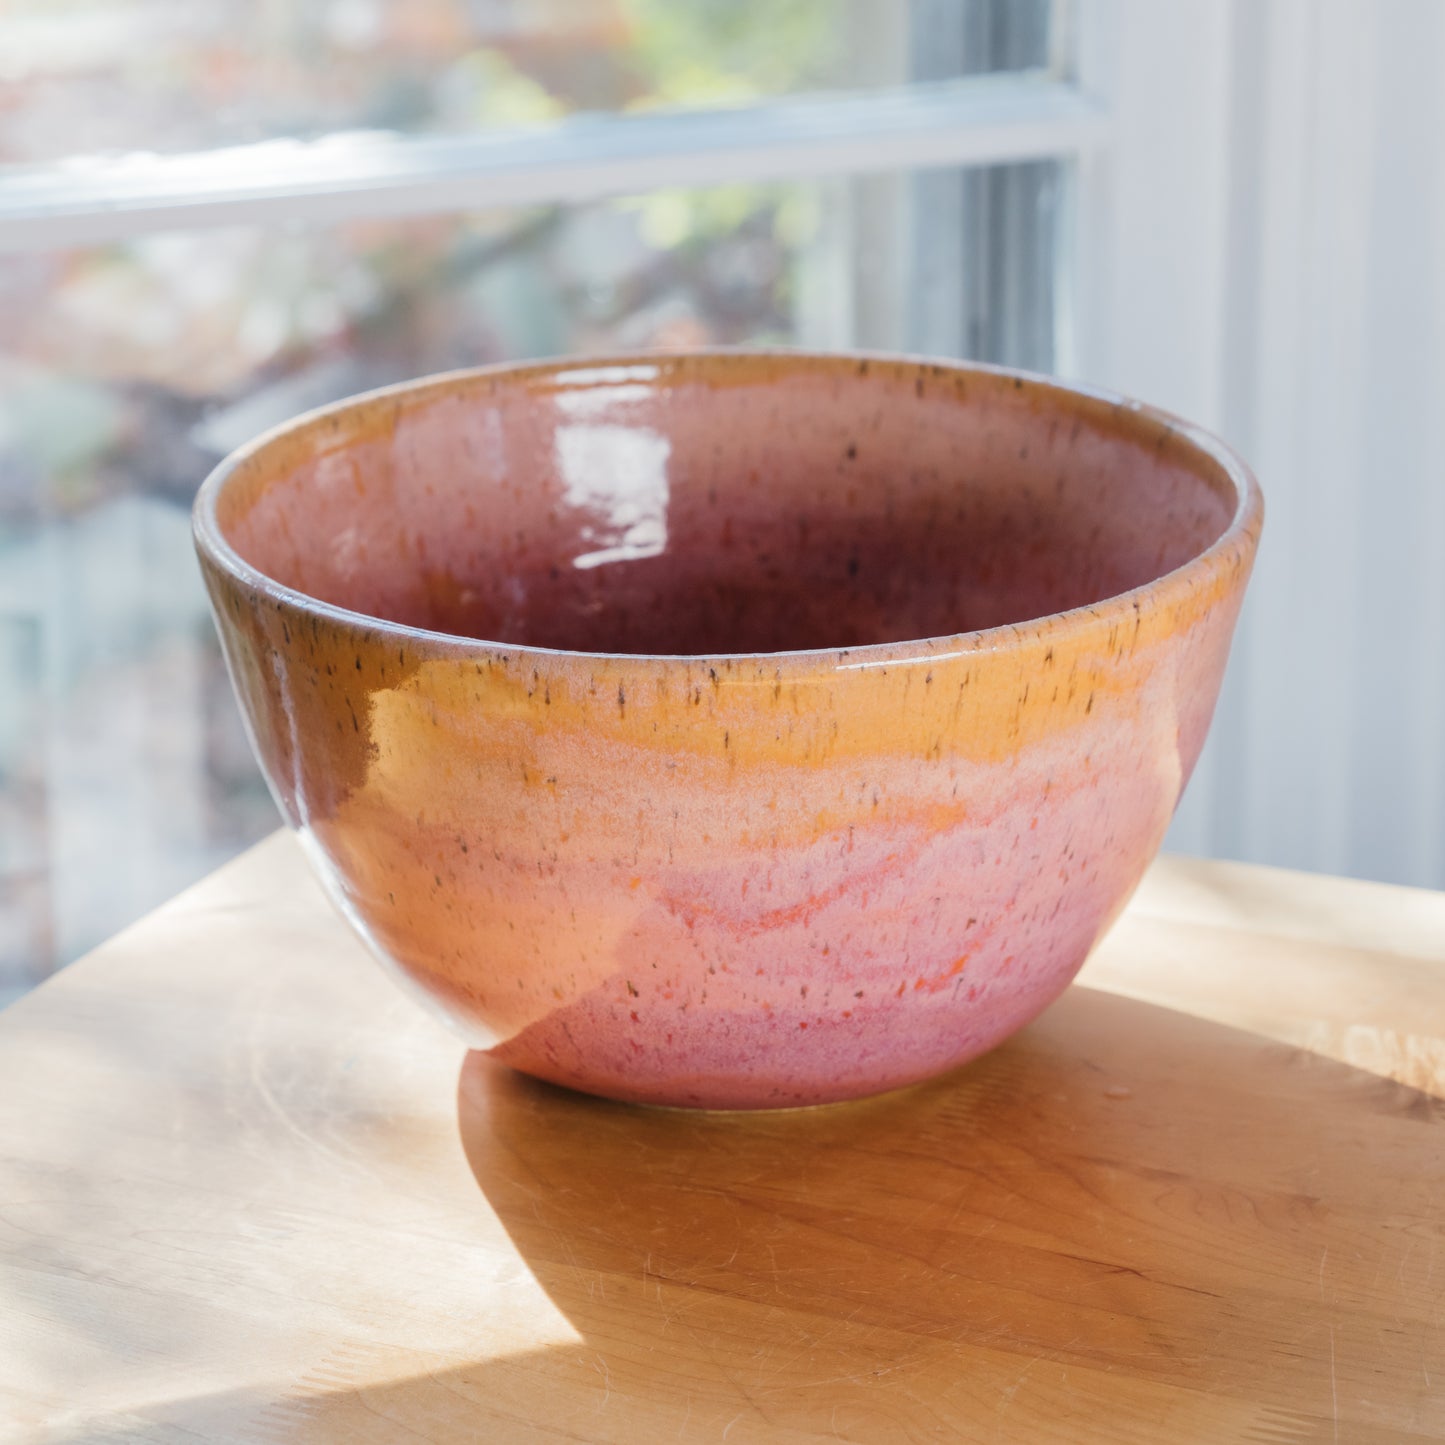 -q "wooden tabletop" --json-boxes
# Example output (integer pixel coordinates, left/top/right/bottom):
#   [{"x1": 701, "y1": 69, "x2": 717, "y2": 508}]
[{"x1": 2, "y1": 834, "x2": 1442, "y2": 1444}]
